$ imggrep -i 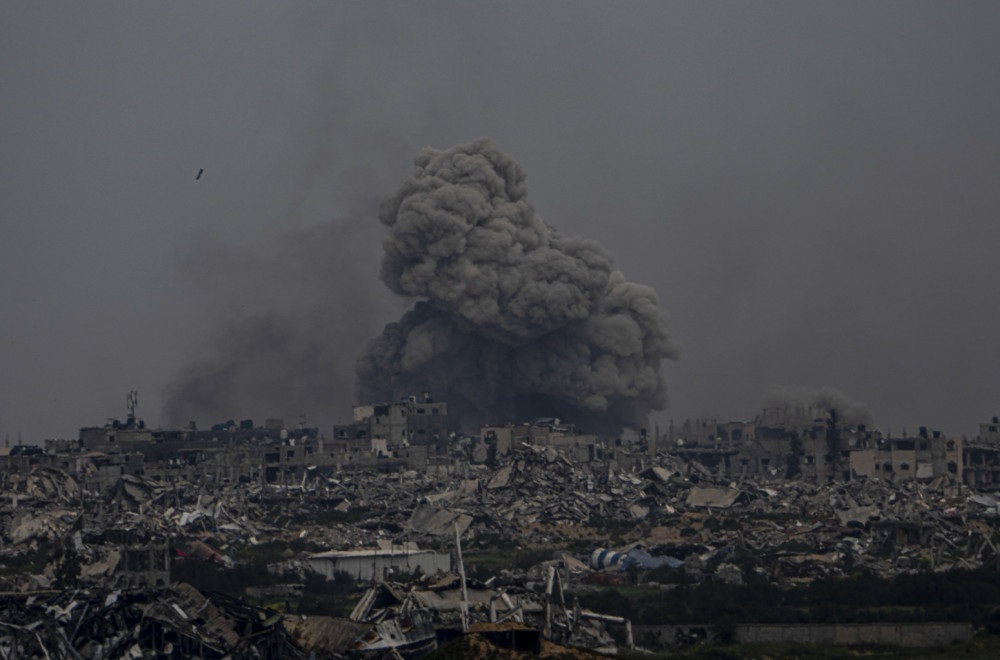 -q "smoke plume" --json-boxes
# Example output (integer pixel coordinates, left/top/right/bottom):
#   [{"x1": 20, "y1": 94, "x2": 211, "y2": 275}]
[
  {"x1": 757, "y1": 385, "x2": 874, "y2": 429},
  {"x1": 161, "y1": 218, "x2": 385, "y2": 430},
  {"x1": 356, "y1": 138, "x2": 679, "y2": 434}
]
